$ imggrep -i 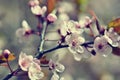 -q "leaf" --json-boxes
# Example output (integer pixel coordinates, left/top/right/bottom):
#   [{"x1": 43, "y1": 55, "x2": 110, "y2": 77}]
[
  {"x1": 108, "y1": 18, "x2": 120, "y2": 34},
  {"x1": 47, "y1": 0, "x2": 56, "y2": 14},
  {"x1": 0, "y1": 53, "x2": 16, "y2": 64}
]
